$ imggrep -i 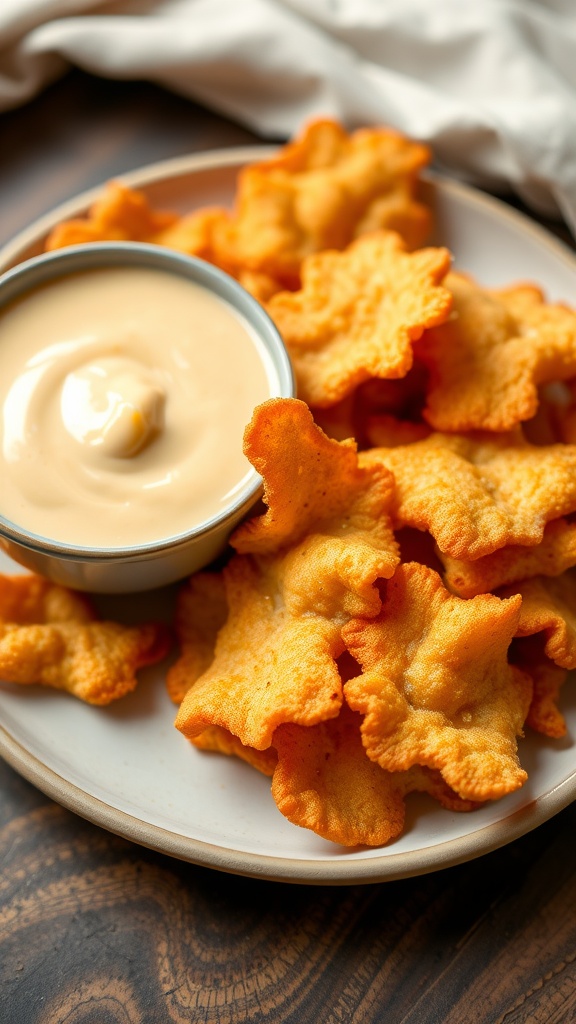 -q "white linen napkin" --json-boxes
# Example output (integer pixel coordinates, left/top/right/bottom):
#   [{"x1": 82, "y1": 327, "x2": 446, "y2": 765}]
[{"x1": 2, "y1": 0, "x2": 576, "y2": 234}]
